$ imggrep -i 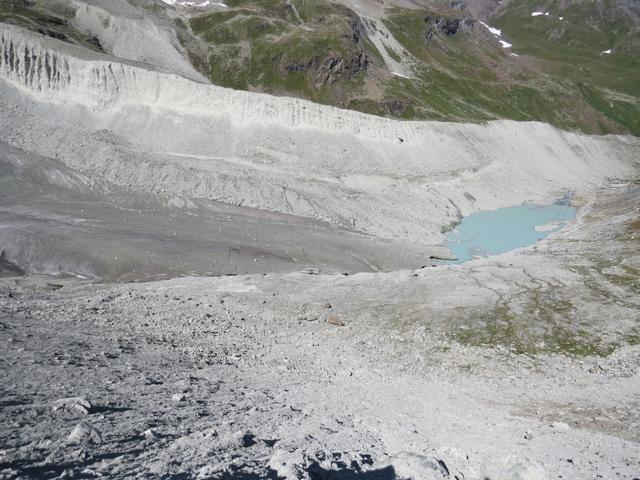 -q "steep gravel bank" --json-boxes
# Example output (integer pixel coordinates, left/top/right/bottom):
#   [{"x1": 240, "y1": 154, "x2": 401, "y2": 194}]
[{"x1": 0, "y1": 142, "x2": 444, "y2": 280}]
